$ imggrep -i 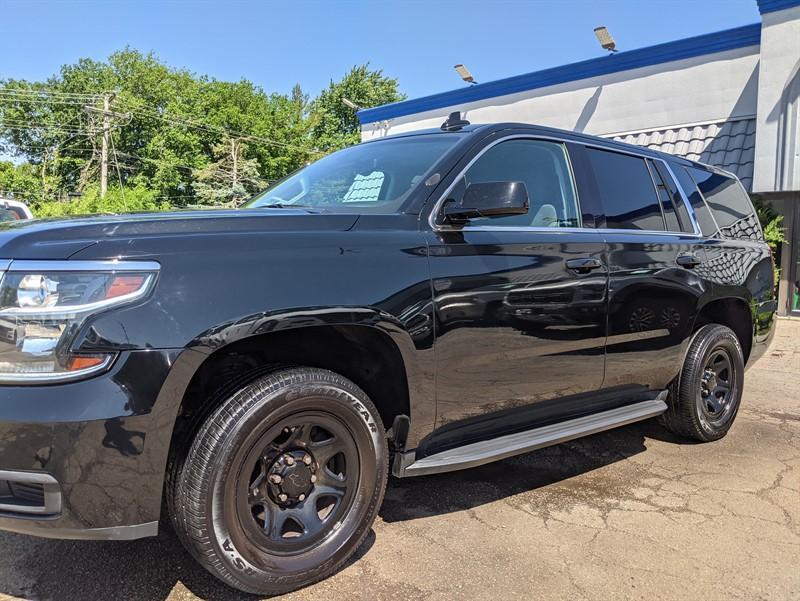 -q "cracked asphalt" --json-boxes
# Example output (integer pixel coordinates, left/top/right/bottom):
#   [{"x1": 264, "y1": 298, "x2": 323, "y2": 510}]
[{"x1": 1, "y1": 321, "x2": 798, "y2": 601}]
